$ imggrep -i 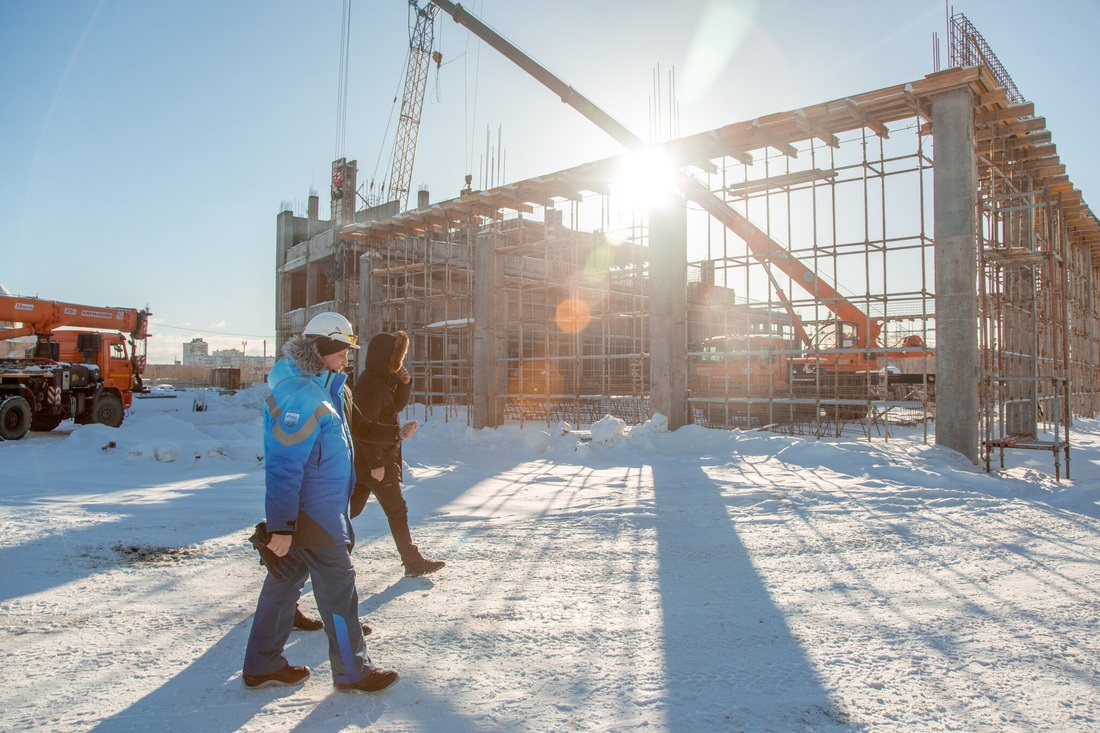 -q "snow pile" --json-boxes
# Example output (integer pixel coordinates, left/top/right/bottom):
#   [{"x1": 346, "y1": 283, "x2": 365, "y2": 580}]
[
  {"x1": 0, "y1": 390, "x2": 1098, "y2": 732},
  {"x1": 590, "y1": 413, "x2": 627, "y2": 445}
]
